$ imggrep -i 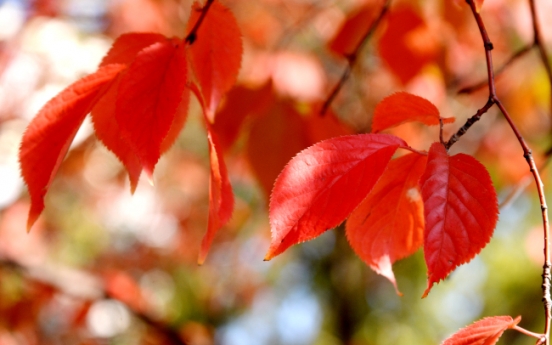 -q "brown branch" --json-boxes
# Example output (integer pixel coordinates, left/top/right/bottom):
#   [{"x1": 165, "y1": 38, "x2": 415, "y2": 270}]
[
  {"x1": 0, "y1": 257, "x2": 188, "y2": 345},
  {"x1": 320, "y1": 0, "x2": 391, "y2": 116},
  {"x1": 185, "y1": 0, "x2": 215, "y2": 45},
  {"x1": 451, "y1": 1, "x2": 551, "y2": 344},
  {"x1": 529, "y1": 0, "x2": 552, "y2": 121},
  {"x1": 458, "y1": 44, "x2": 533, "y2": 94}
]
